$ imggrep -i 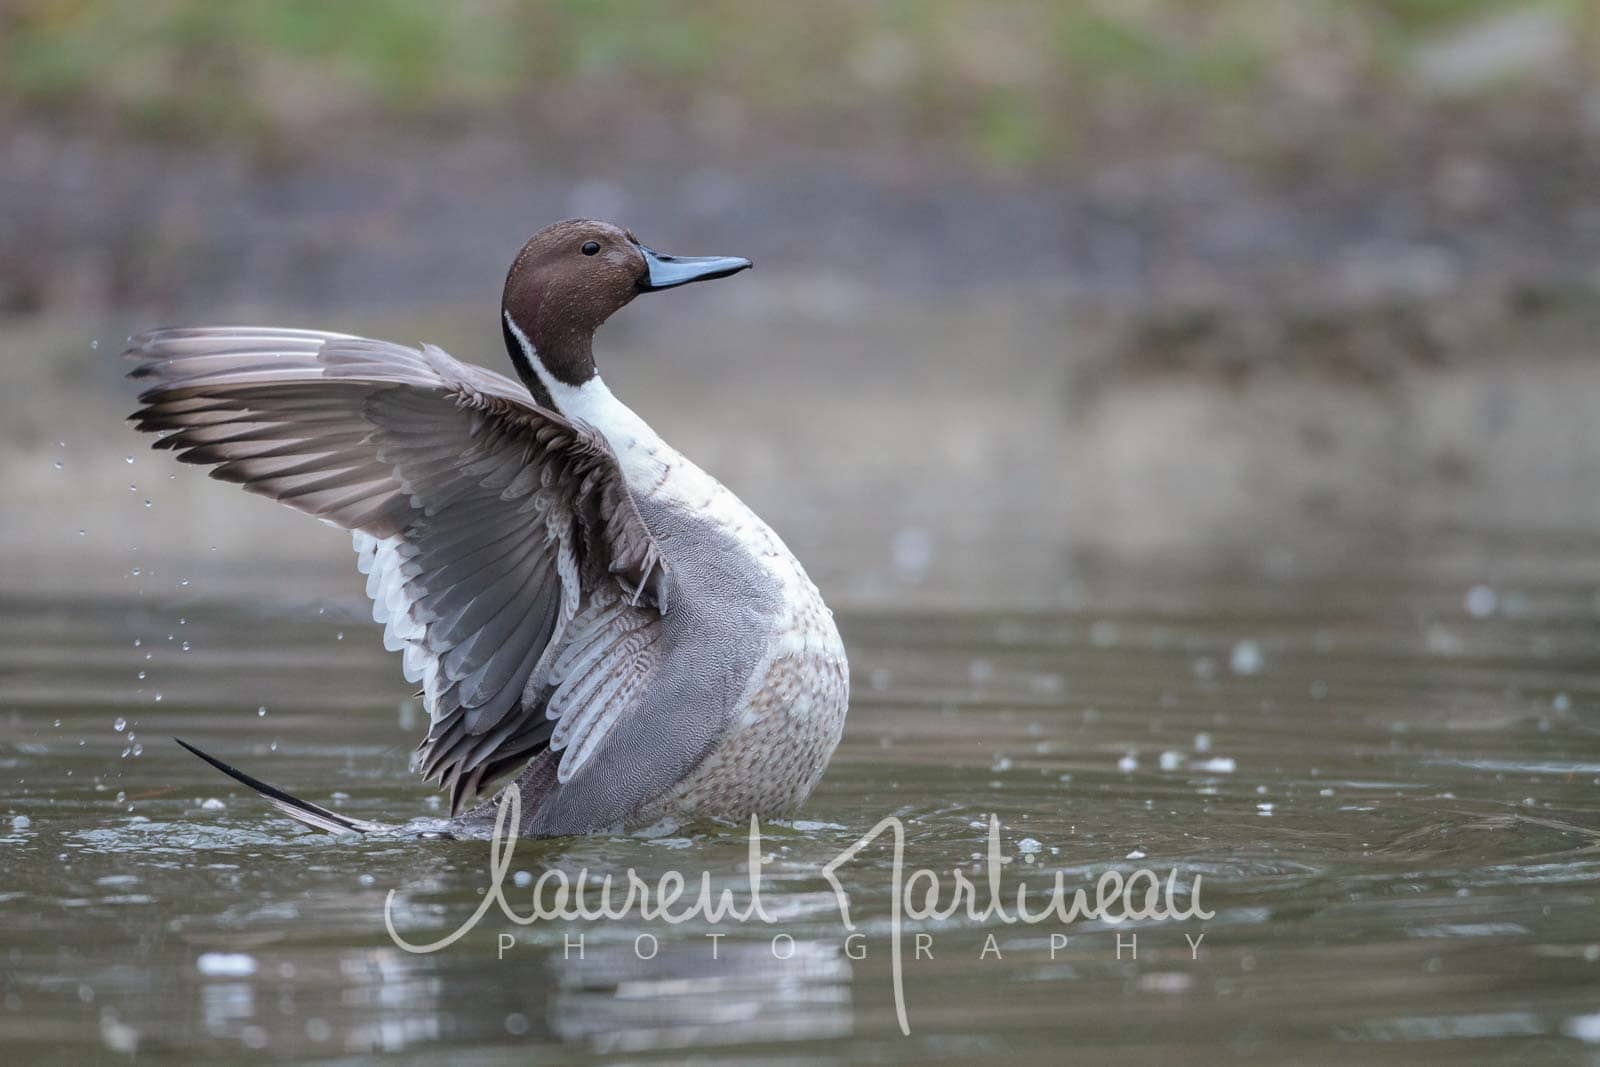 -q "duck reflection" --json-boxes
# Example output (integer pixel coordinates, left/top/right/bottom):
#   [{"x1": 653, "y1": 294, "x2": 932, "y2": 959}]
[
  {"x1": 179, "y1": 947, "x2": 445, "y2": 1056},
  {"x1": 177, "y1": 934, "x2": 849, "y2": 1057},
  {"x1": 546, "y1": 934, "x2": 853, "y2": 1055}
]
